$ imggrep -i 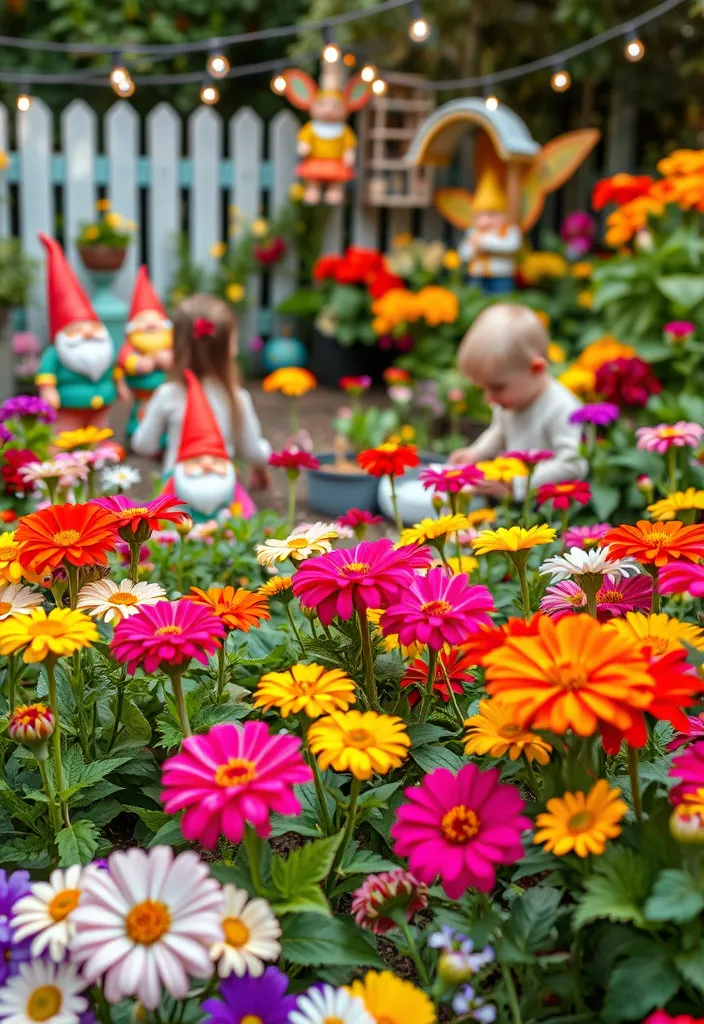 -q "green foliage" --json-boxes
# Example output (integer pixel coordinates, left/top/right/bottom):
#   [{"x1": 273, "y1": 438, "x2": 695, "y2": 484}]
[
  {"x1": 0, "y1": 238, "x2": 36, "y2": 307},
  {"x1": 574, "y1": 848, "x2": 651, "y2": 930}
]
